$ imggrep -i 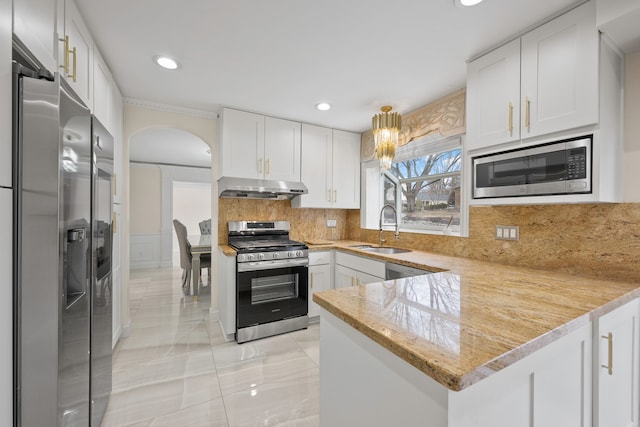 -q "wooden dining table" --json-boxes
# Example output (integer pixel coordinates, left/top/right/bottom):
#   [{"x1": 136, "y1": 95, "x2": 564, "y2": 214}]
[{"x1": 187, "y1": 234, "x2": 212, "y2": 299}]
